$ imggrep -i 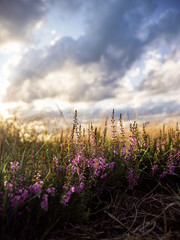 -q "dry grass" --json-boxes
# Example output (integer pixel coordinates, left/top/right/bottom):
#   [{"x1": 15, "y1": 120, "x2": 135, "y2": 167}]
[{"x1": 47, "y1": 183, "x2": 180, "y2": 240}]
